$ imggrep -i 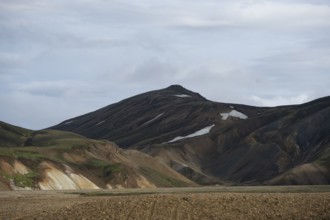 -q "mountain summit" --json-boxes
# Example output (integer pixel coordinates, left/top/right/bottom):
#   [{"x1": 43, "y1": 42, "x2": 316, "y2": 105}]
[
  {"x1": 51, "y1": 85, "x2": 229, "y2": 147},
  {"x1": 51, "y1": 86, "x2": 330, "y2": 185}
]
